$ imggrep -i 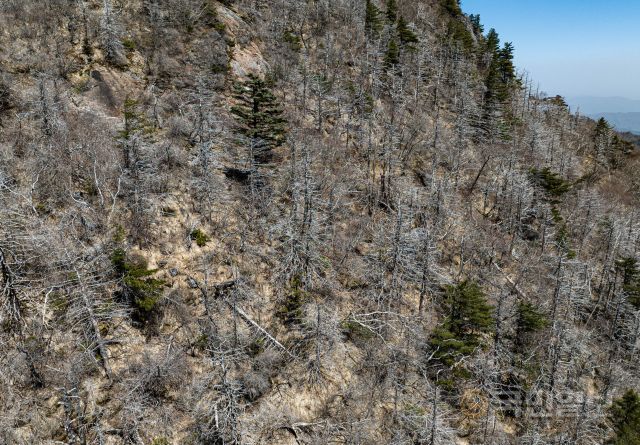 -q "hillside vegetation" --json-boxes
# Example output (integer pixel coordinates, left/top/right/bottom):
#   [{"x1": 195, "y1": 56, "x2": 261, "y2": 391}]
[{"x1": 1, "y1": 0, "x2": 639, "y2": 444}]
